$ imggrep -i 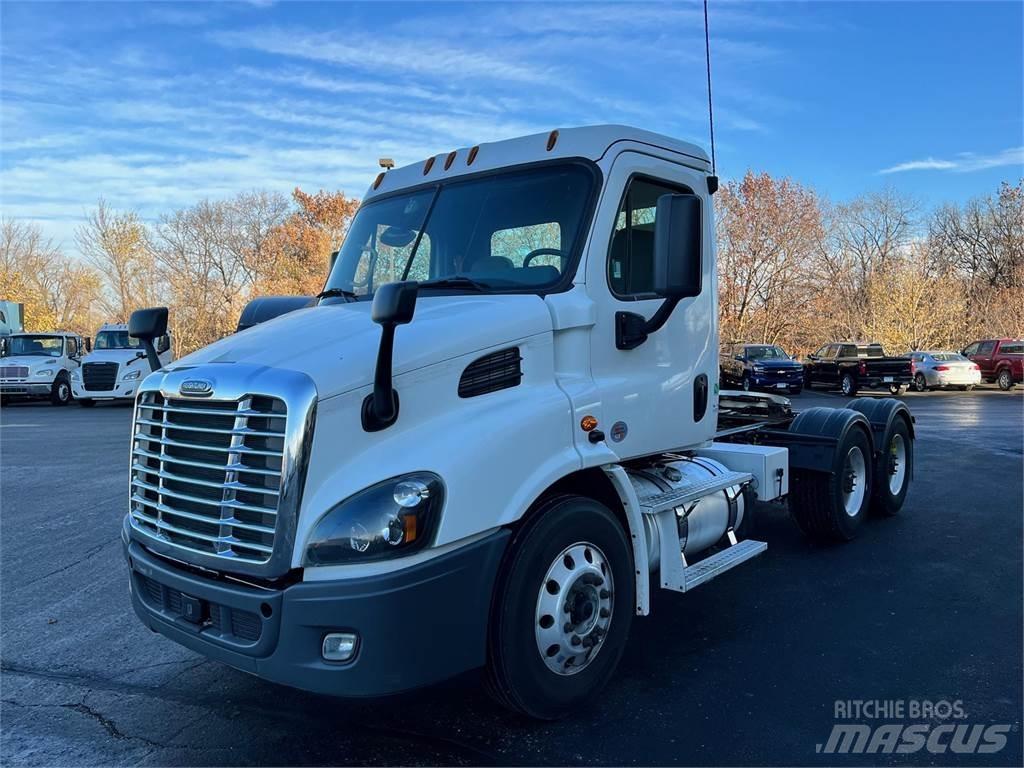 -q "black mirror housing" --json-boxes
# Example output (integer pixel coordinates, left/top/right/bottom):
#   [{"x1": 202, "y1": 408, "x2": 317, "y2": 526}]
[
  {"x1": 371, "y1": 281, "x2": 418, "y2": 326},
  {"x1": 129, "y1": 307, "x2": 168, "y2": 340},
  {"x1": 129, "y1": 307, "x2": 168, "y2": 372},
  {"x1": 653, "y1": 194, "x2": 702, "y2": 299}
]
